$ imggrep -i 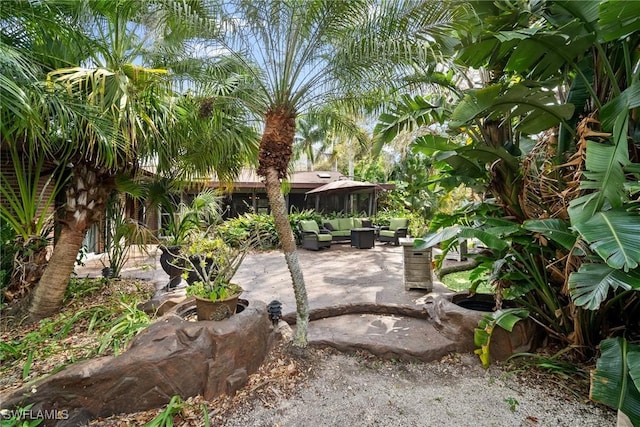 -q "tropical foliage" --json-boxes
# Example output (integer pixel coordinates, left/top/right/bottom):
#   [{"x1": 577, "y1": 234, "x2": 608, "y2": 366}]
[
  {"x1": 373, "y1": 0, "x2": 640, "y2": 418},
  {"x1": 1, "y1": 0, "x2": 257, "y2": 320},
  {"x1": 3, "y1": 0, "x2": 638, "y2": 417}
]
